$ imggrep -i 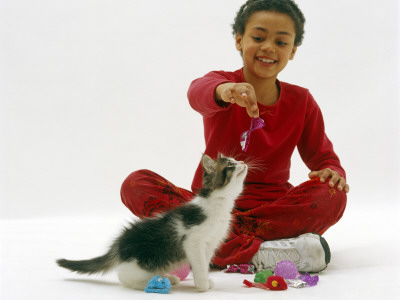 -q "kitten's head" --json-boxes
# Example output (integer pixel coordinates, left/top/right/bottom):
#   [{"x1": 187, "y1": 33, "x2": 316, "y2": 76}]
[{"x1": 199, "y1": 153, "x2": 247, "y2": 197}]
